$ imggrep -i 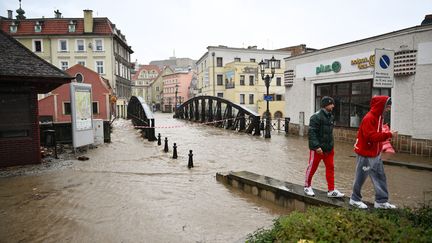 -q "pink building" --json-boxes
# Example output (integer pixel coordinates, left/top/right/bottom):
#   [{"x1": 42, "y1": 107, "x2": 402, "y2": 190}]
[
  {"x1": 162, "y1": 70, "x2": 193, "y2": 112},
  {"x1": 39, "y1": 64, "x2": 113, "y2": 122}
]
